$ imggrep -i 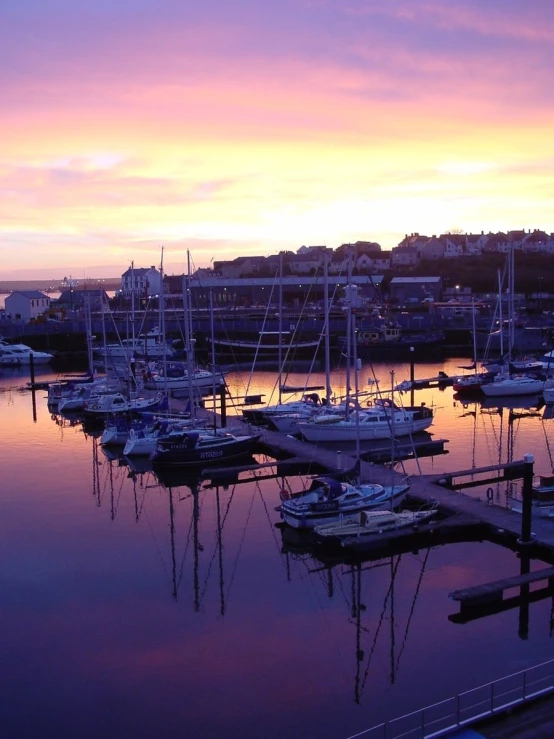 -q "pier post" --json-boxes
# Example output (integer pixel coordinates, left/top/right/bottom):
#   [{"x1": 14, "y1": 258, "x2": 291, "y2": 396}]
[
  {"x1": 29, "y1": 352, "x2": 35, "y2": 386},
  {"x1": 337, "y1": 451, "x2": 342, "y2": 470},
  {"x1": 518, "y1": 551, "x2": 531, "y2": 640},
  {"x1": 219, "y1": 384, "x2": 227, "y2": 428},
  {"x1": 29, "y1": 354, "x2": 37, "y2": 422},
  {"x1": 410, "y1": 347, "x2": 415, "y2": 405},
  {"x1": 520, "y1": 453, "x2": 535, "y2": 546}
]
